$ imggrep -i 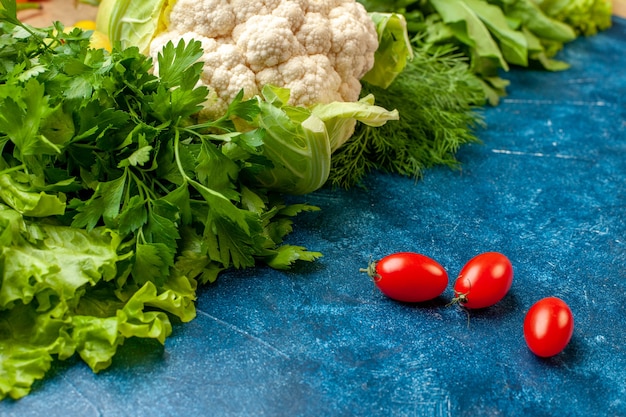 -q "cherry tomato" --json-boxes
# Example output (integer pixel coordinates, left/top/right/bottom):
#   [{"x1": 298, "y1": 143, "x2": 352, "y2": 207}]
[
  {"x1": 451, "y1": 252, "x2": 513, "y2": 309},
  {"x1": 524, "y1": 297, "x2": 574, "y2": 357},
  {"x1": 361, "y1": 252, "x2": 448, "y2": 303}
]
